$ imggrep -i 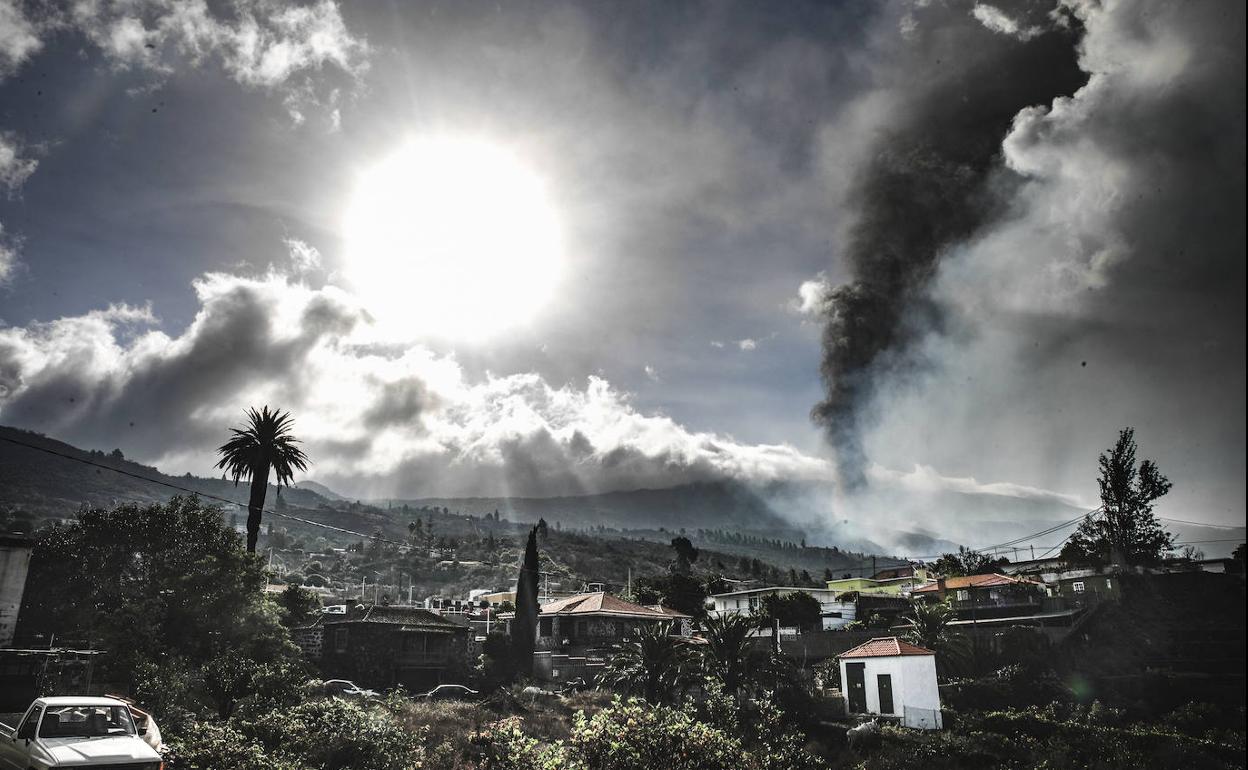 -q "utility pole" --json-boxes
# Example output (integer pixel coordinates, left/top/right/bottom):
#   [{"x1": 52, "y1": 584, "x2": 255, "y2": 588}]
[{"x1": 1030, "y1": 545, "x2": 1035, "y2": 560}]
